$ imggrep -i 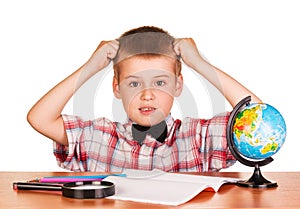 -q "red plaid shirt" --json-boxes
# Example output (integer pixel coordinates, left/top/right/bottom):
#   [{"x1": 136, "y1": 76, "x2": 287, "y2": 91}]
[{"x1": 53, "y1": 113, "x2": 235, "y2": 172}]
